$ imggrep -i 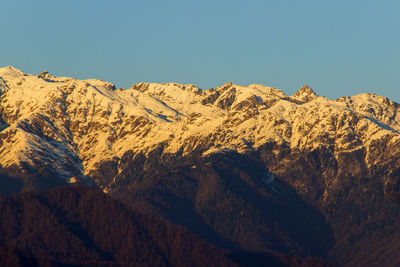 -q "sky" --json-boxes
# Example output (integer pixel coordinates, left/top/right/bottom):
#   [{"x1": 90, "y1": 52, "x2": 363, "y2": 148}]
[{"x1": 1, "y1": 0, "x2": 399, "y2": 102}]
